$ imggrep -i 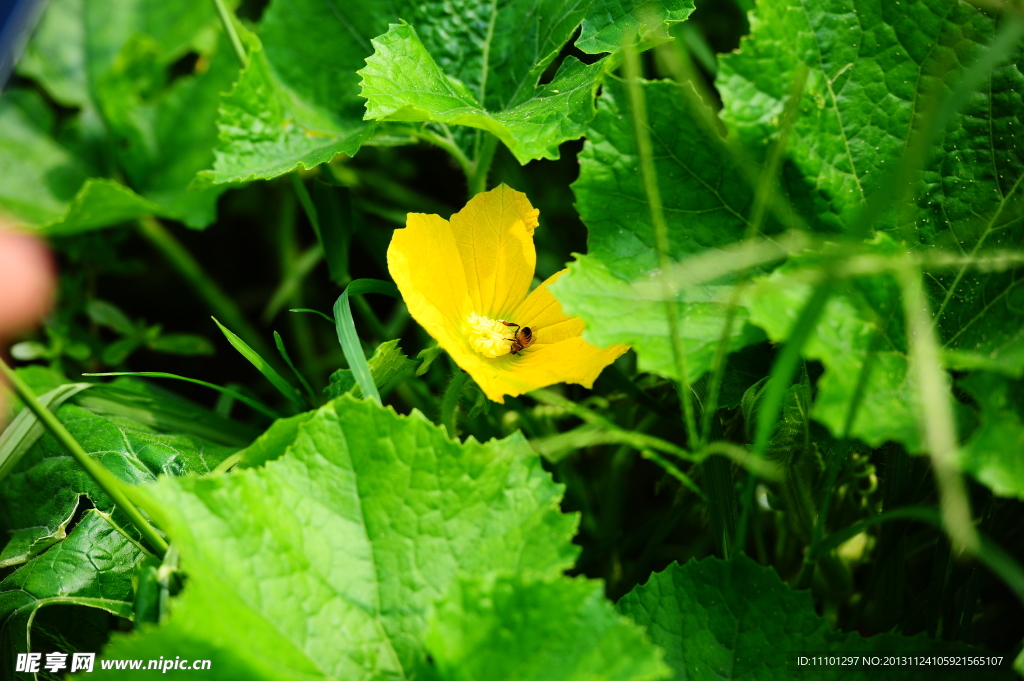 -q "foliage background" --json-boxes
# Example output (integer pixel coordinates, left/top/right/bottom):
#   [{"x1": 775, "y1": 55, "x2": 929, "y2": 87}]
[{"x1": 1, "y1": 0, "x2": 1023, "y2": 678}]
